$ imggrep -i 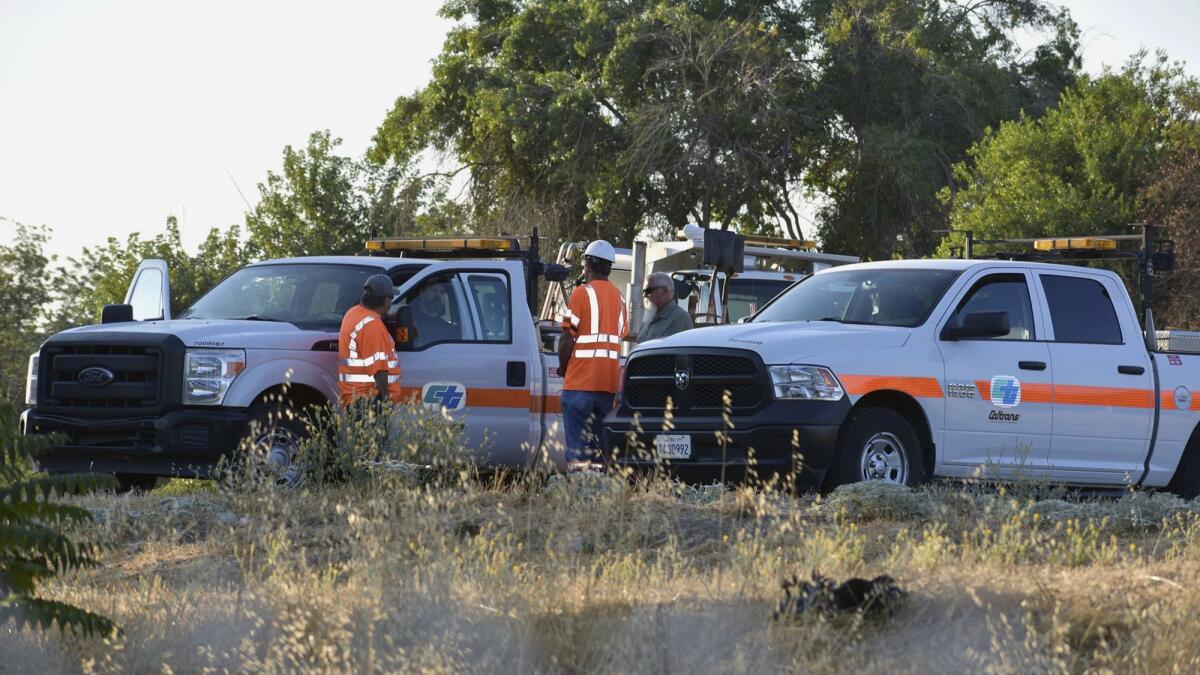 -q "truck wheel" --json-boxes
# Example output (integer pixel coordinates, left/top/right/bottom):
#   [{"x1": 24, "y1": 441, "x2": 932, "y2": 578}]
[
  {"x1": 115, "y1": 474, "x2": 159, "y2": 493},
  {"x1": 829, "y1": 407, "x2": 927, "y2": 489},
  {"x1": 1166, "y1": 434, "x2": 1200, "y2": 499},
  {"x1": 245, "y1": 401, "x2": 309, "y2": 489}
]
